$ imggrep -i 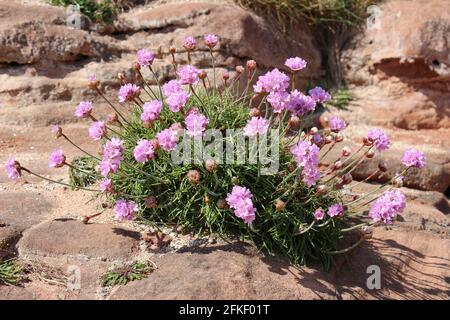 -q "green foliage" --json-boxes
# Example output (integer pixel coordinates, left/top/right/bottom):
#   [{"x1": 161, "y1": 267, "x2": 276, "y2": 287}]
[
  {"x1": 101, "y1": 261, "x2": 154, "y2": 287},
  {"x1": 69, "y1": 156, "x2": 99, "y2": 188},
  {"x1": 50, "y1": 0, "x2": 117, "y2": 23},
  {"x1": 0, "y1": 260, "x2": 24, "y2": 286}
]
